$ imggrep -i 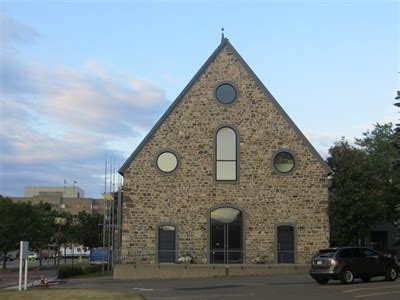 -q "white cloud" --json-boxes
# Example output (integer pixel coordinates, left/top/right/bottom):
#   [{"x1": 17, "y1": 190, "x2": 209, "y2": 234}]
[
  {"x1": 0, "y1": 15, "x2": 169, "y2": 197},
  {"x1": 304, "y1": 131, "x2": 340, "y2": 159}
]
